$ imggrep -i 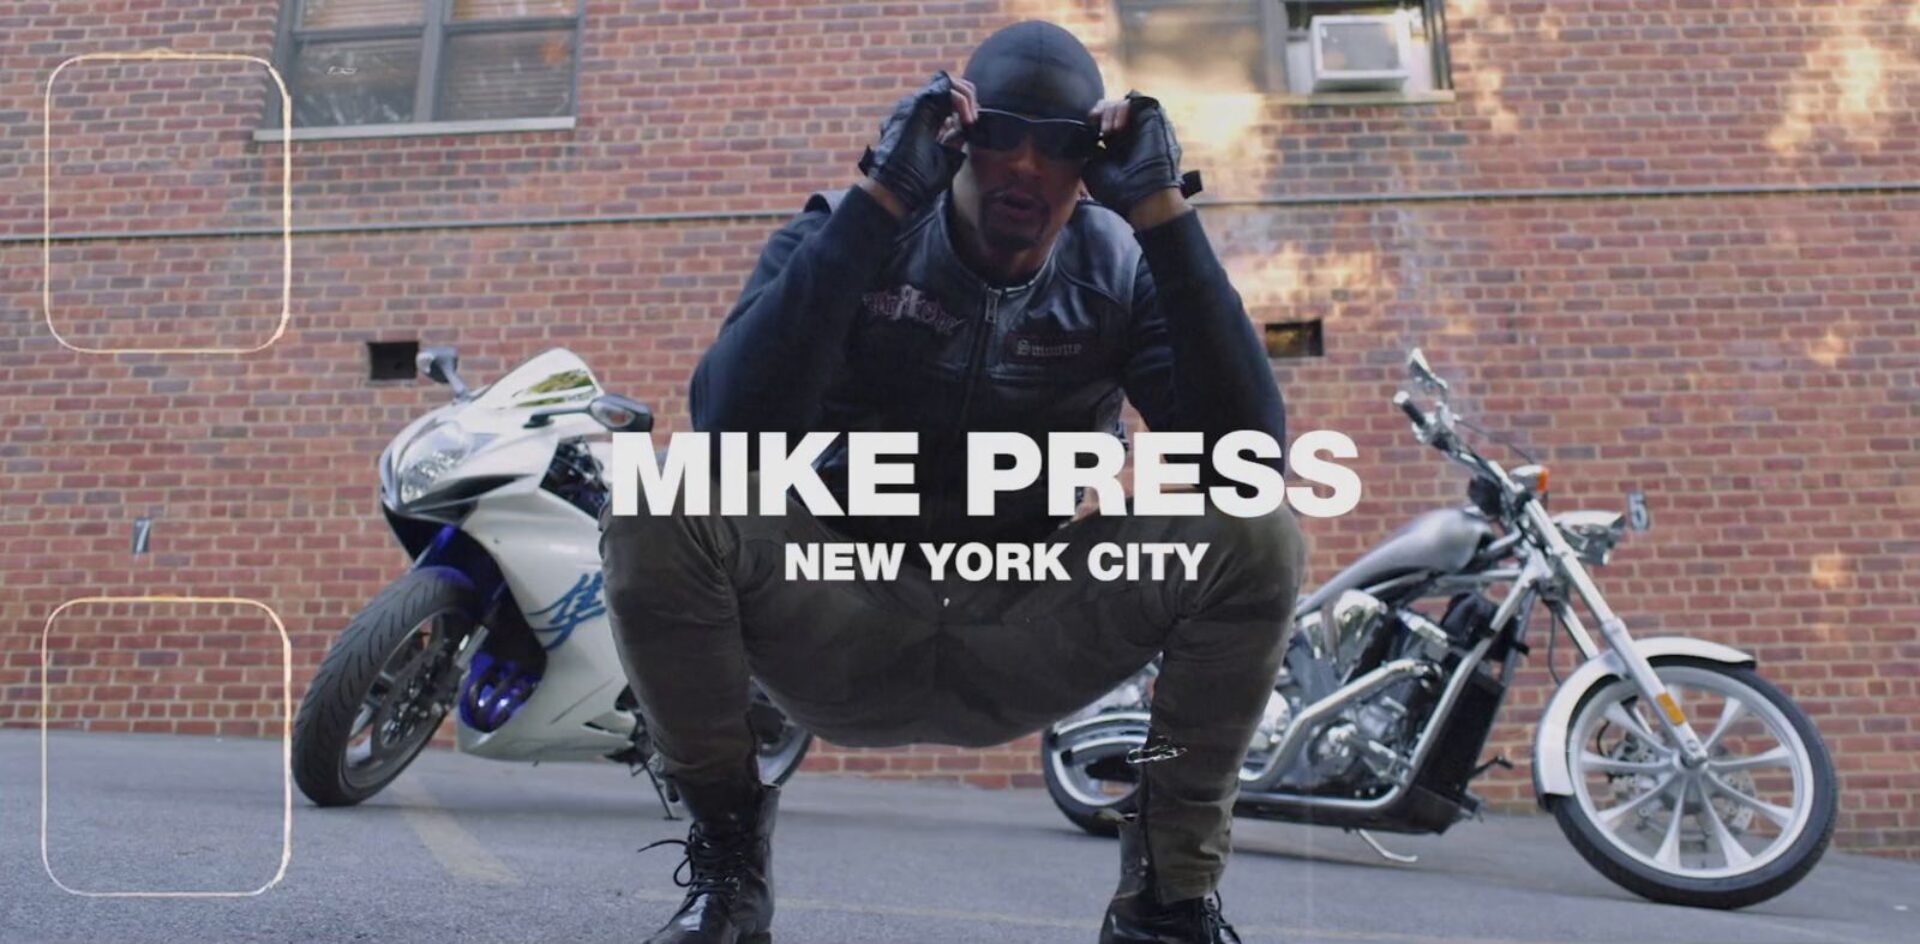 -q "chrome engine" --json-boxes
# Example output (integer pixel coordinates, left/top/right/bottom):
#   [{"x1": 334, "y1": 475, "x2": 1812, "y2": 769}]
[{"x1": 1250, "y1": 590, "x2": 1432, "y2": 793}]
